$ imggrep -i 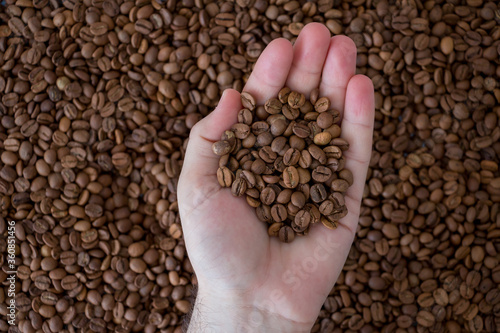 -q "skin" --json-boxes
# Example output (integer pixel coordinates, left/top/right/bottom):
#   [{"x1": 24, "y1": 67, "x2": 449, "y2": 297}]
[{"x1": 178, "y1": 23, "x2": 375, "y2": 332}]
